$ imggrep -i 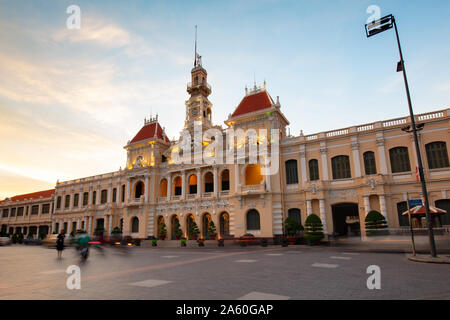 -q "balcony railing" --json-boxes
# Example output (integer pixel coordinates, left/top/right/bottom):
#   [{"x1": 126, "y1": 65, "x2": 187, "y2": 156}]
[
  {"x1": 187, "y1": 82, "x2": 211, "y2": 91},
  {"x1": 241, "y1": 184, "x2": 265, "y2": 193}
]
